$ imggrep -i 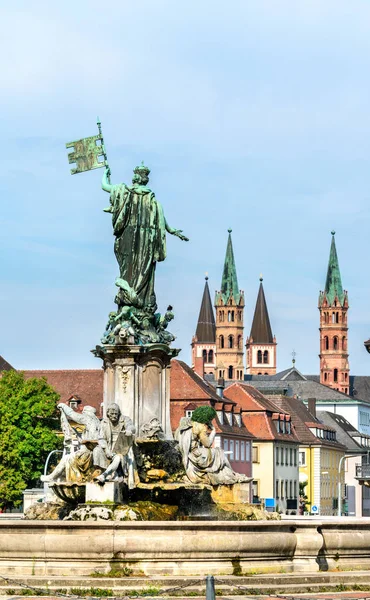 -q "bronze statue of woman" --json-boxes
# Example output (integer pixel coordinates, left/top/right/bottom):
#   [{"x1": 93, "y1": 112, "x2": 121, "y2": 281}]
[{"x1": 102, "y1": 163, "x2": 188, "y2": 315}]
